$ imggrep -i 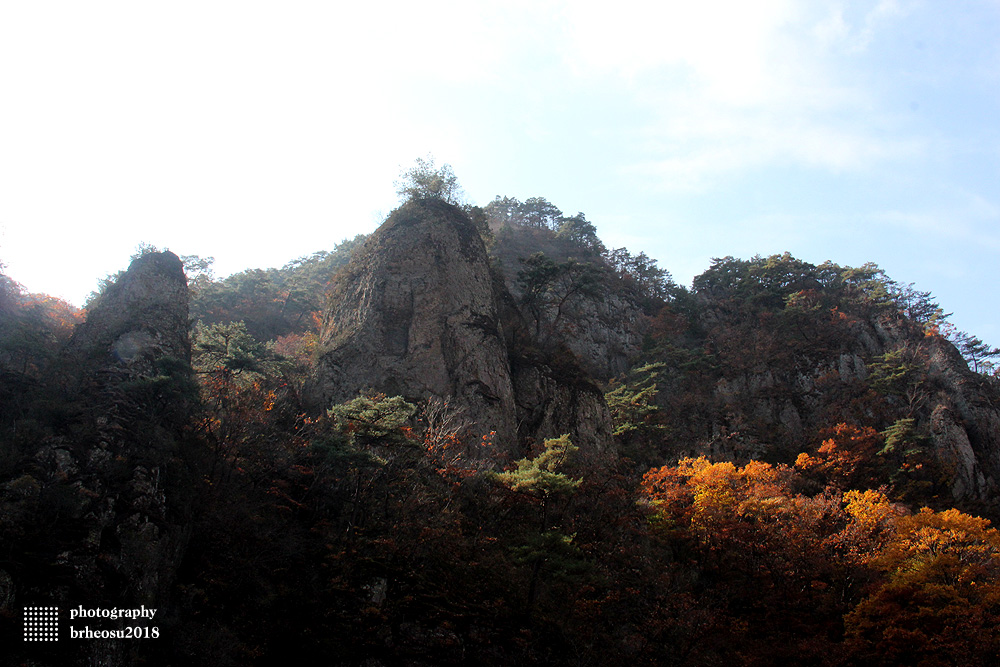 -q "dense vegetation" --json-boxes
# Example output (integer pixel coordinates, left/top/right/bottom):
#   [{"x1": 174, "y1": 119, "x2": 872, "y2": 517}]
[{"x1": 1, "y1": 170, "x2": 999, "y2": 665}]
